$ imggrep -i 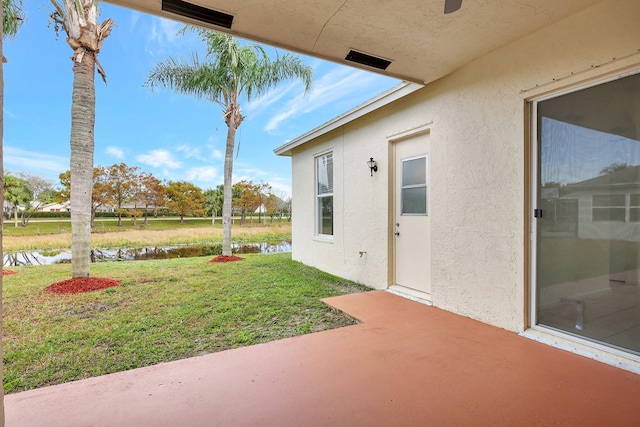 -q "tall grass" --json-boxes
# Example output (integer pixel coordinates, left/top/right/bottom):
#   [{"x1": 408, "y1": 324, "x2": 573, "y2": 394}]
[{"x1": 3, "y1": 223, "x2": 291, "y2": 251}]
